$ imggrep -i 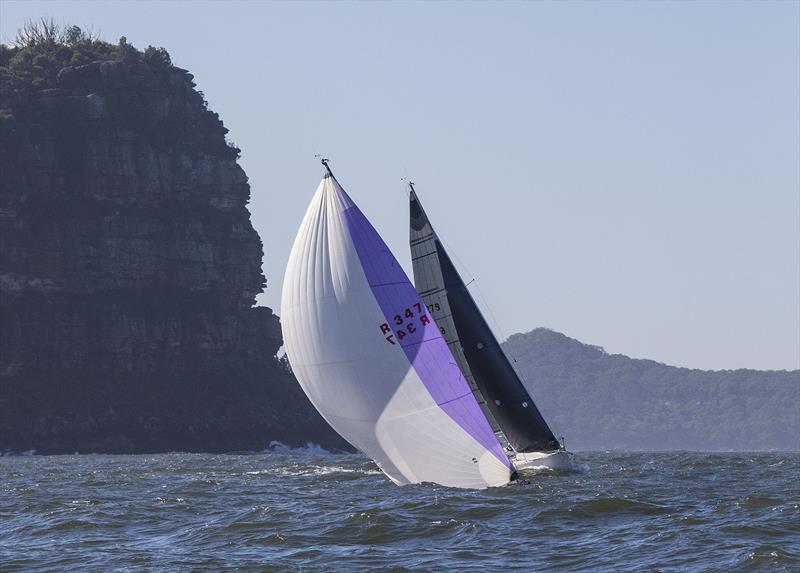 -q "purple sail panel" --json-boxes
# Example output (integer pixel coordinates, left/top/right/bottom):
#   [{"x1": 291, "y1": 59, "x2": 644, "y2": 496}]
[{"x1": 342, "y1": 203, "x2": 510, "y2": 469}]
